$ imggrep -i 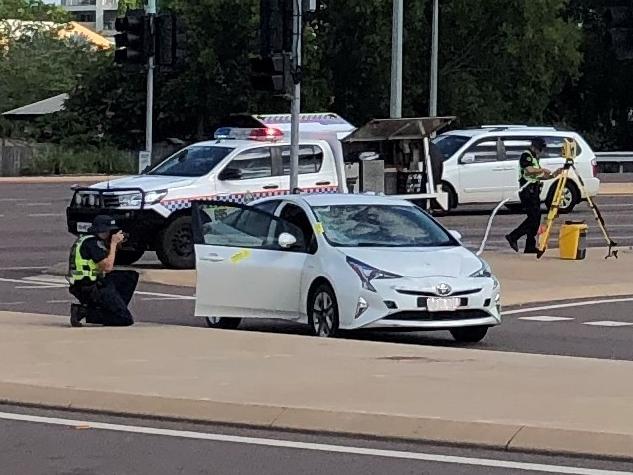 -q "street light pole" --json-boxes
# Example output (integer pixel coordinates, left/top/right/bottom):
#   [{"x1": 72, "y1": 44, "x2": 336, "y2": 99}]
[
  {"x1": 145, "y1": 0, "x2": 156, "y2": 160},
  {"x1": 390, "y1": 0, "x2": 403, "y2": 118},
  {"x1": 289, "y1": 0, "x2": 302, "y2": 192},
  {"x1": 429, "y1": 0, "x2": 439, "y2": 117}
]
